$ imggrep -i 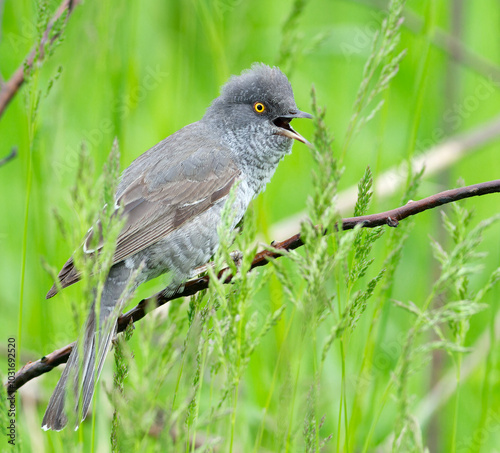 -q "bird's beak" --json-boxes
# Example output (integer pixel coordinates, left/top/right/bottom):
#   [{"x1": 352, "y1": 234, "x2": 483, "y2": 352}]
[{"x1": 273, "y1": 109, "x2": 313, "y2": 147}]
